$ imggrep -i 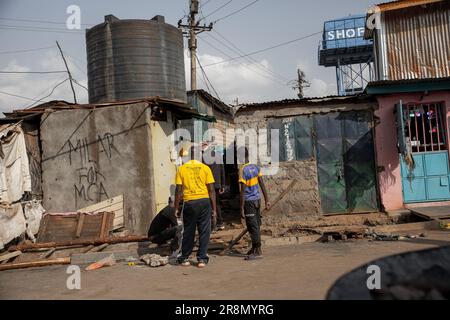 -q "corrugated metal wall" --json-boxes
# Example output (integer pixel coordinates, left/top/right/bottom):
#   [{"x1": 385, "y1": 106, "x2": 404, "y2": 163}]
[{"x1": 382, "y1": 1, "x2": 450, "y2": 80}]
